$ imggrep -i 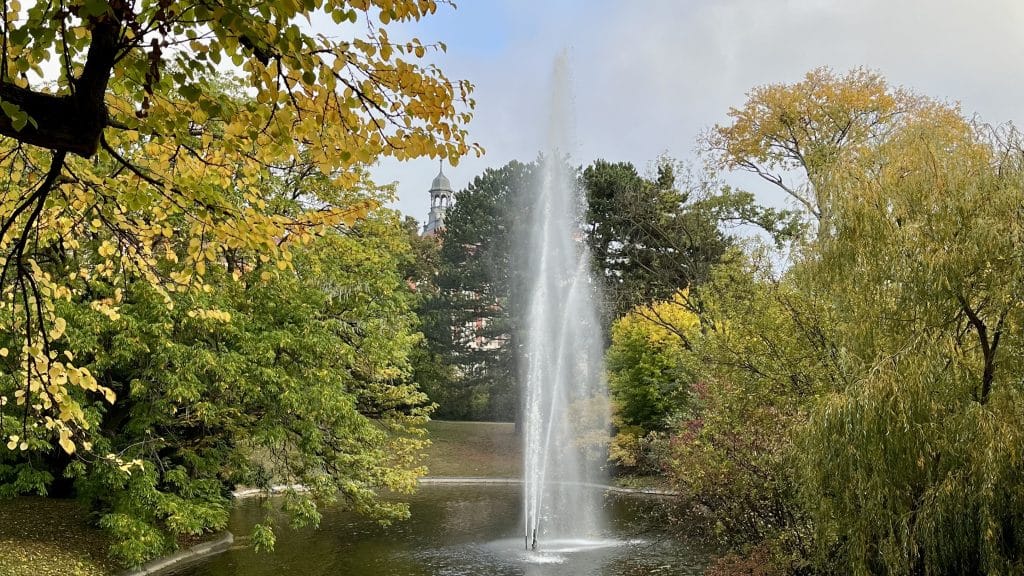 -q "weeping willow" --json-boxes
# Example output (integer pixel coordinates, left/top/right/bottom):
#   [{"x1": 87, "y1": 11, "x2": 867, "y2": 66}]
[
  {"x1": 794, "y1": 116, "x2": 1024, "y2": 575},
  {"x1": 800, "y1": 357, "x2": 1024, "y2": 574}
]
